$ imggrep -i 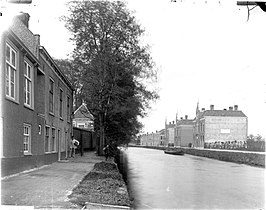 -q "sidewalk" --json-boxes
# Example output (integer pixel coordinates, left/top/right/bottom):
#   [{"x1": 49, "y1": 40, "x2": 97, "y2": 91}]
[{"x1": 1, "y1": 151, "x2": 105, "y2": 209}]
